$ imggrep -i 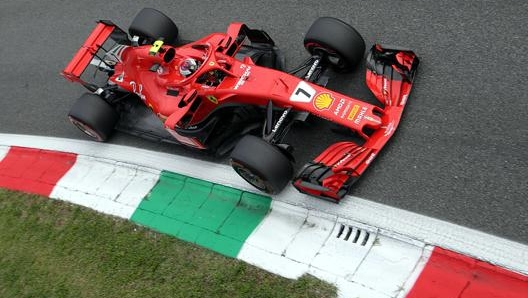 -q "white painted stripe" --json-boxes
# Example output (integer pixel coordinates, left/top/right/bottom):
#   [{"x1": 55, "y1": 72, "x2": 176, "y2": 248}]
[
  {"x1": 333, "y1": 277, "x2": 389, "y2": 298},
  {"x1": 396, "y1": 245, "x2": 434, "y2": 298},
  {"x1": 238, "y1": 201, "x2": 311, "y2": 279},
  {"x1": 350, "y1": 236, "x2": 425, "y2": 296},
  {"x1": 239, "y1": 200, "x2": 427, "y2": 298},
  {"x1": 309, "y1": 269, "x2": 388, "y2": 298},
  {"x1": 0, "y1": 145, "x2": 9, "y2": 162},
  {"x1": 238, "y1": 244, "x2": 309, "y2": 279},
  {"x1": 1, "y1": 134, "x2": 527, "y2": 277},
  {"x1": 310, "y1": 218, "x2": 377, "y2": 280},
  {"x1": 283, "y1": 210, "x2": 337, "y2": 265},
  {"x1": 244, "y1": 201, "x2": 309, "y2": 256},
  {"x1": 50, "y1": 155, "x2": 160, "y2": 219}
]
